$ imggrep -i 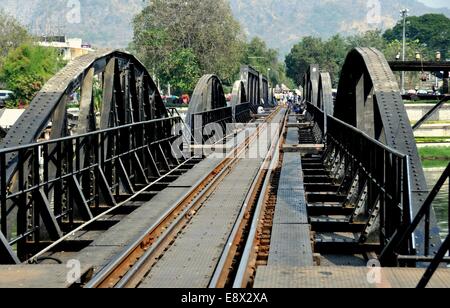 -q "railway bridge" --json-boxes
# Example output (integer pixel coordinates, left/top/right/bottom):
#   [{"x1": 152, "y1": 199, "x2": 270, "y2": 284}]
[{"x1": 0, "y1": 48, "x2": 449, "y2": 288}]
